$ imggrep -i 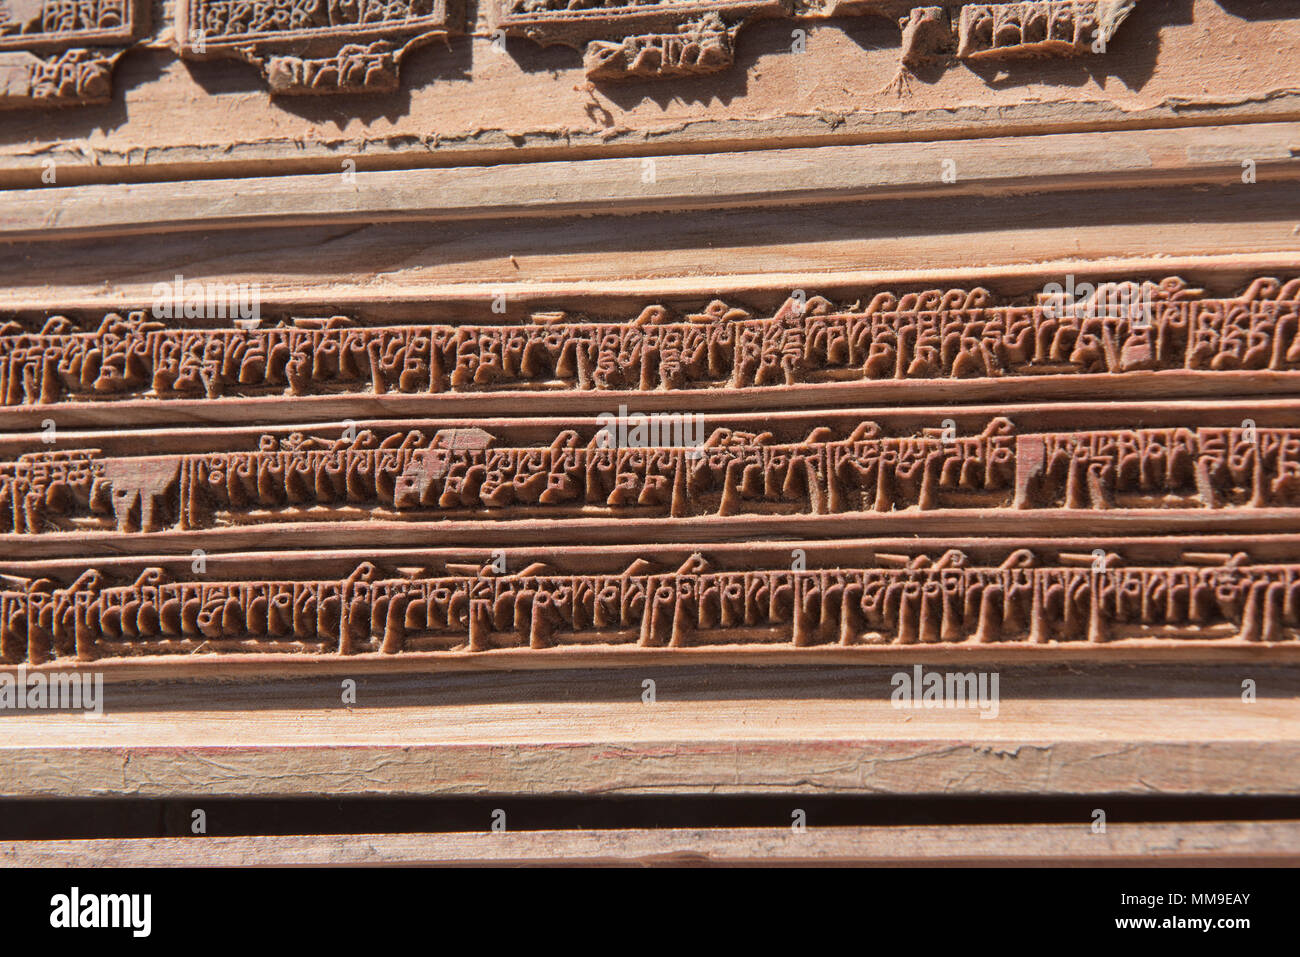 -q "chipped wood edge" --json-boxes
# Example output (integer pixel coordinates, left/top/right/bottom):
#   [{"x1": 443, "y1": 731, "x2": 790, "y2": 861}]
[{"x1": 3, "y1": 92, "x2": 1300, "y2": 189}]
